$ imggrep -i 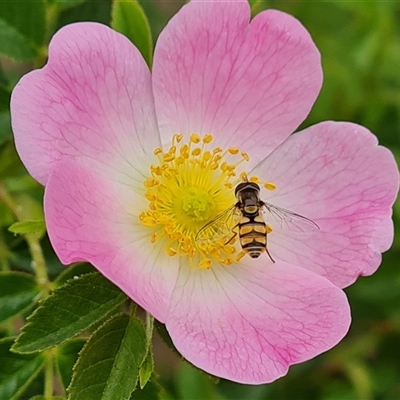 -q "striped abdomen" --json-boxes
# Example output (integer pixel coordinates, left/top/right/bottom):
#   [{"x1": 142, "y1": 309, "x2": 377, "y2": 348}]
[{"x1": 238, "y1": 214, "x2": 267, "y2": 258}]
